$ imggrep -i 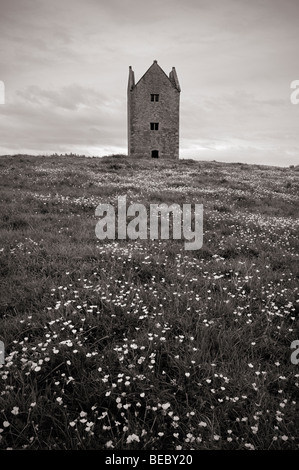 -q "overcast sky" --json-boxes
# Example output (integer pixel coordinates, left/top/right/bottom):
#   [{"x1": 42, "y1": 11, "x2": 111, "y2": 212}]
[{"x1": 0, "y1": 0, "x2": 298, "y2": 166}]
